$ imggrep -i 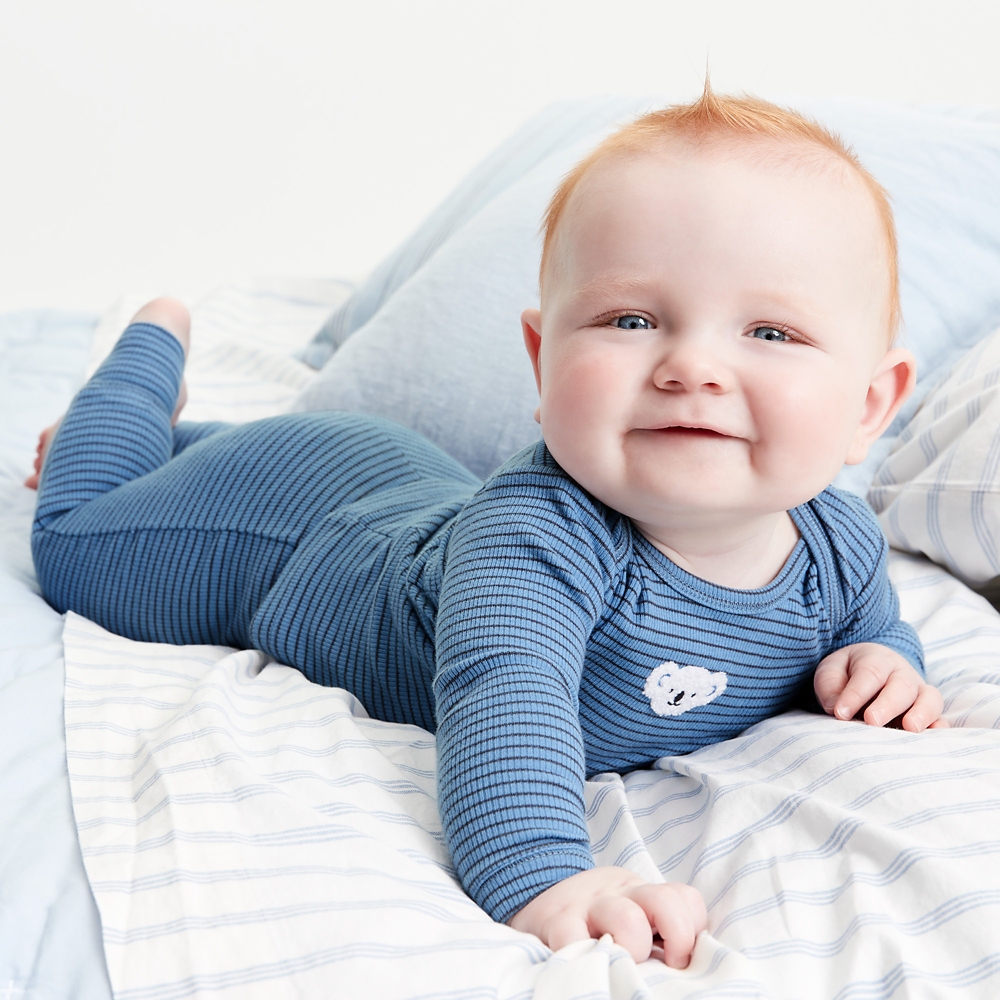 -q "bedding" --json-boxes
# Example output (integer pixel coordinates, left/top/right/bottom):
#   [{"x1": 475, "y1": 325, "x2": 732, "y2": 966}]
[
  {"x1": 62, "y1": 554, "x2": 1000, "y2": 999},
  {"x1": 870, "y1": 323, "x2": 1000, "y2": 588},
  {"x1": 5, "y1": 96, "x2": 1000, "y2": 999},
  {"x1": 0, "y1": 310, "x2": 111, "y2": 999}
]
